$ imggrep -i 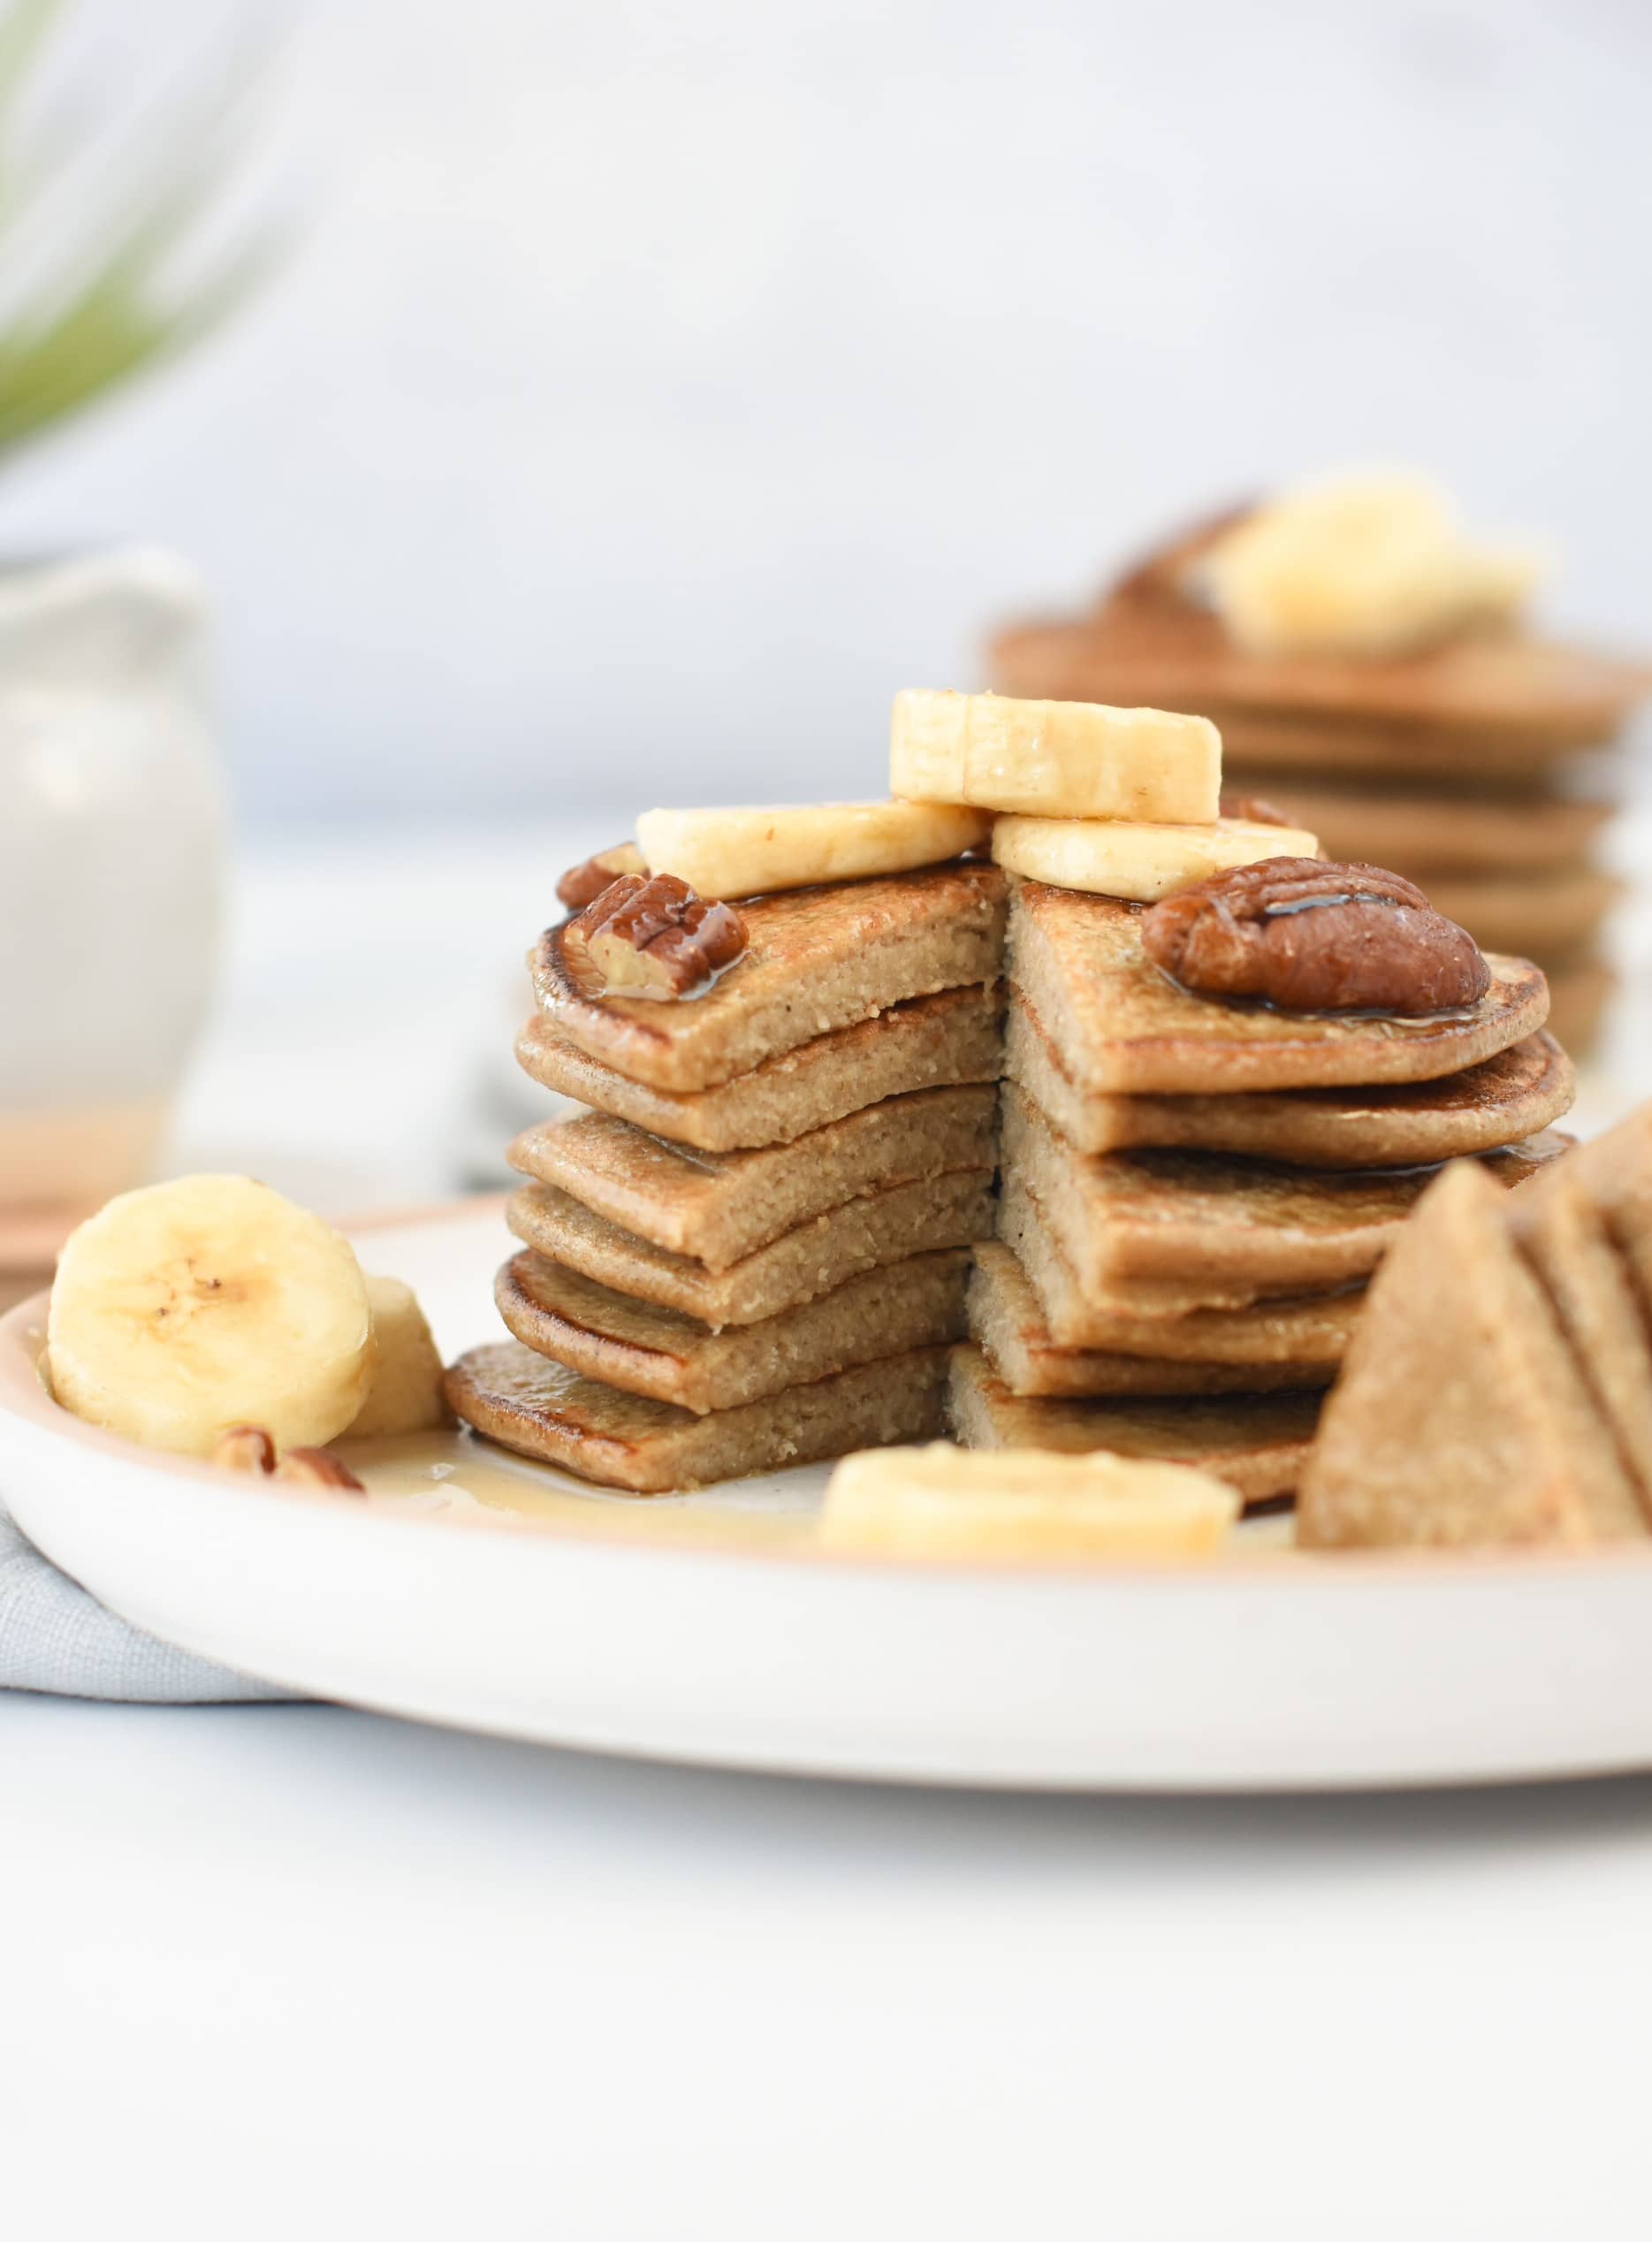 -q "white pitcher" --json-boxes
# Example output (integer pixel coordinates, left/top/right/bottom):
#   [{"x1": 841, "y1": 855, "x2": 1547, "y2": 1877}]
[{"x1": 0, "y1": 547, "x2": 224, "y2": 1216}]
